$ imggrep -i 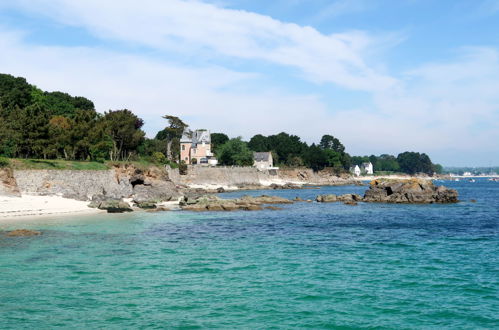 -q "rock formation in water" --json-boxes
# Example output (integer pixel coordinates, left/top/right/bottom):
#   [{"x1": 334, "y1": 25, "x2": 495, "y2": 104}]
[
  {"x1": 180, "y1": 194, "x2": 294, "y2": 212},
  {"x1": 363, "y1": 179, "x2": 458, "y2": 204}
]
